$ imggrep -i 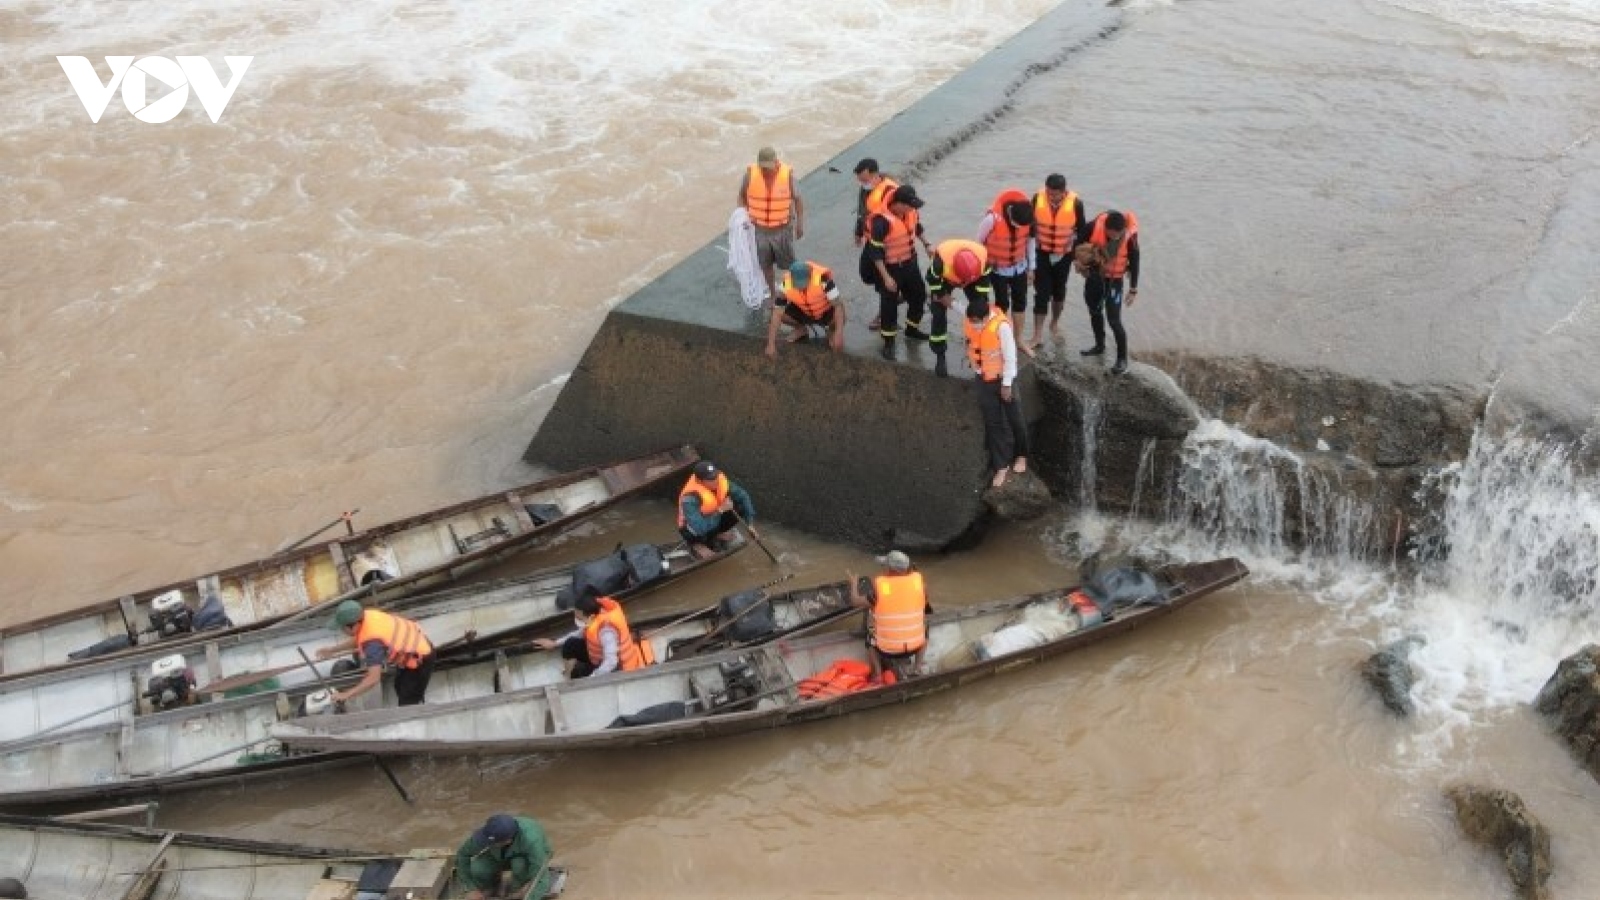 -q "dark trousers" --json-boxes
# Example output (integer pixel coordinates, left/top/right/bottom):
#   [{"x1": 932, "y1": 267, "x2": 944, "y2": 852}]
[
  {"x1": 560, "y1": 635, "x2": 597, "y2": 678},
  {"x1": 976, "y1": 379, "x2": 1029, "y2": 474},
  {"x1": 990, "y1": 269, "x2": 1029, "y2": 315},
  {"x1": 680, "y1": 511, "x2": 738, "y2": 549},
  {"x1": 1032, "y1": 250, "x2": 1073, "y2": 318},
  {"x1": 873, "y1": 259, "x2": 926, "y2": 336},
  {"x1": 394, "y1": 654, "x2": 435, "y2": 706},
  {"x1": 1084, "y1": 274, "x2": 1128, "y2": 360}
]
